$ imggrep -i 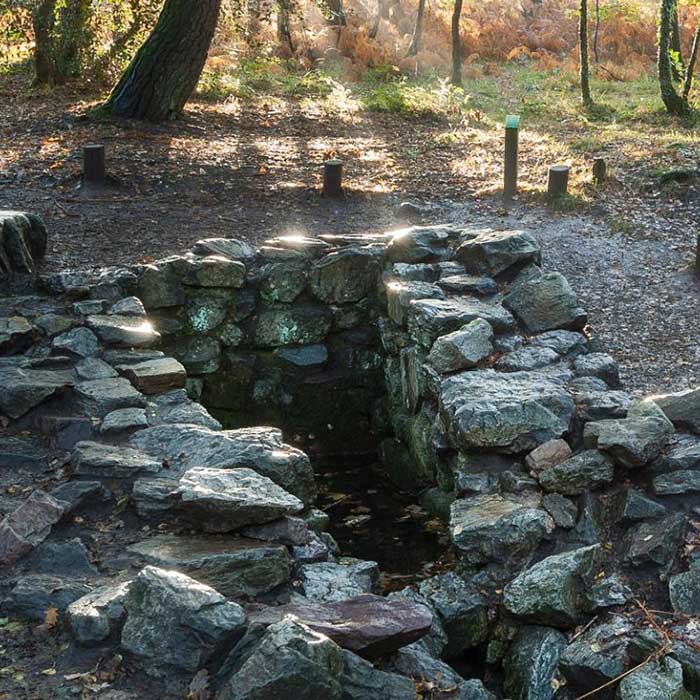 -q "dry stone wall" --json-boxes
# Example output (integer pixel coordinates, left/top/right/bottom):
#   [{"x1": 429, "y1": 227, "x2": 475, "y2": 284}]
[{"x1": 3, "y1": 211, "x2": 700, "y2": 699}]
